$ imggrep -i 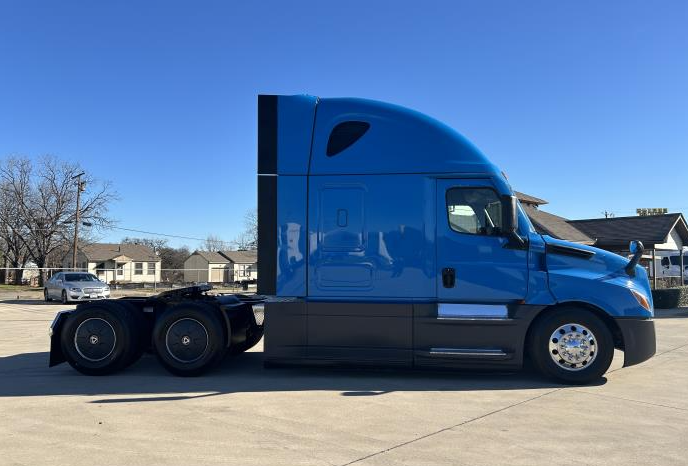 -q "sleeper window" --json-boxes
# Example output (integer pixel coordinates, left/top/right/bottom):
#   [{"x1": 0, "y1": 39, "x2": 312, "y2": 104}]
[{"x1": 446, "y1": 188, "x2": 503, "y2": 236}]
